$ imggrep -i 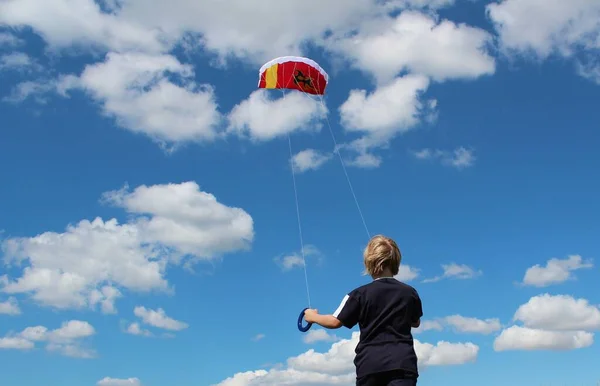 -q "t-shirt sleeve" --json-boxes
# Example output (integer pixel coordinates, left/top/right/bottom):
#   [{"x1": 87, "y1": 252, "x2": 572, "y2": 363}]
[
  {"x1": 413, "y1": 290, "x2": 423, "y2": 323},
  {"x1": 332, "y1": 291, "x2": 360, "y2": 329}
]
